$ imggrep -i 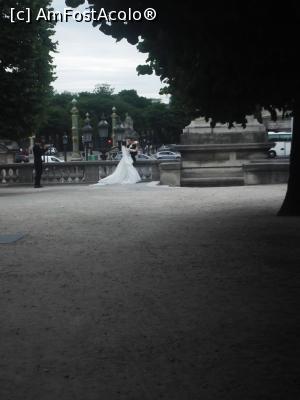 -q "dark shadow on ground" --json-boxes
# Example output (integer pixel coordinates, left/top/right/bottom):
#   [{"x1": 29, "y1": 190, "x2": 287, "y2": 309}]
[{"x1": 0, "y1": 185, "x2": 298, "y2": 400}]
